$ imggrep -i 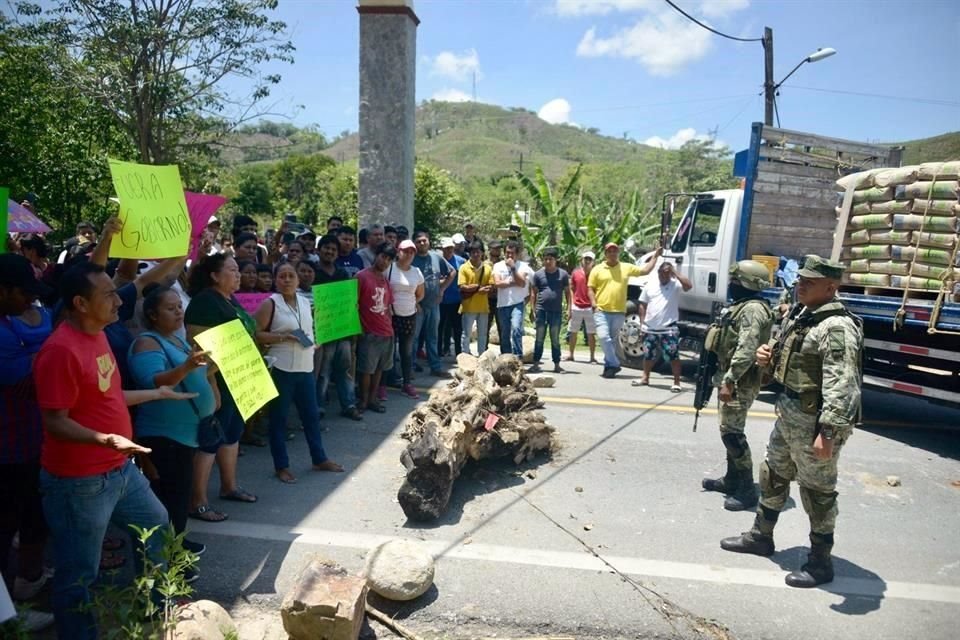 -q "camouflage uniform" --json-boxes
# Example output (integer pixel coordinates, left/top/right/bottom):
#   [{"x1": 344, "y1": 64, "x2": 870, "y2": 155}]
[
  {"x1": 712, "y1": 299, "x2": 774, "y2": 472},
  {"x1": 760, "y1": 298, "x2": 863, "y2": 536},
  {"x1": 721, "y1": 255, "x2": 863, "y2": 589},
  {"x1": 702, "y1": 260, "x2": 774, "y2": 511}
]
